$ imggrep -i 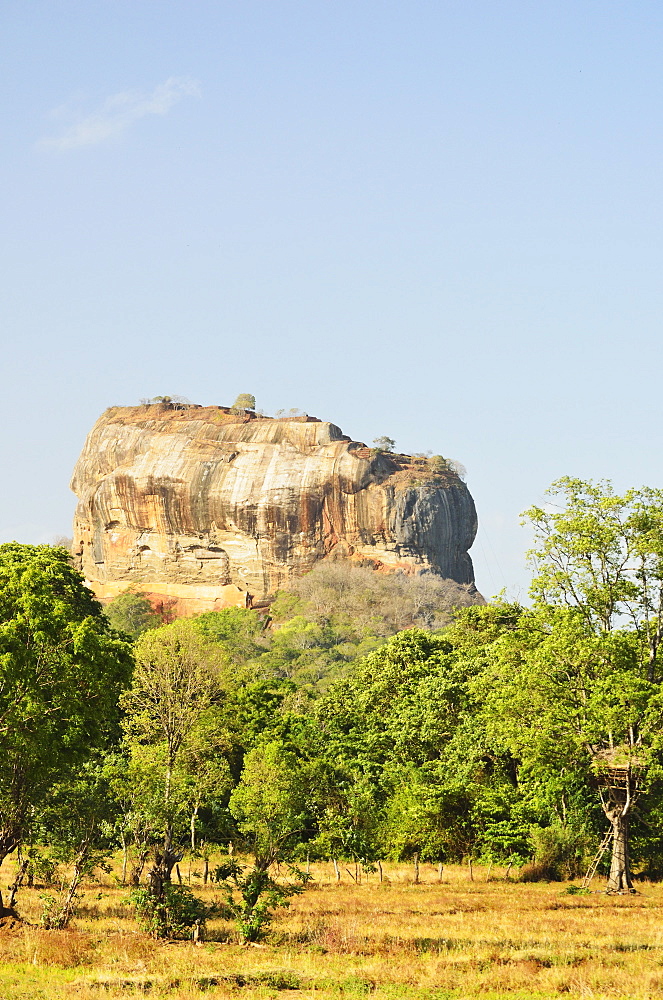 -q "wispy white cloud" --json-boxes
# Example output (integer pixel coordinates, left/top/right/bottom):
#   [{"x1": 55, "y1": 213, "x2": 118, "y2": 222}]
[{"x1": 38, "y1": 76, "x2": 201, "y2": 151}]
